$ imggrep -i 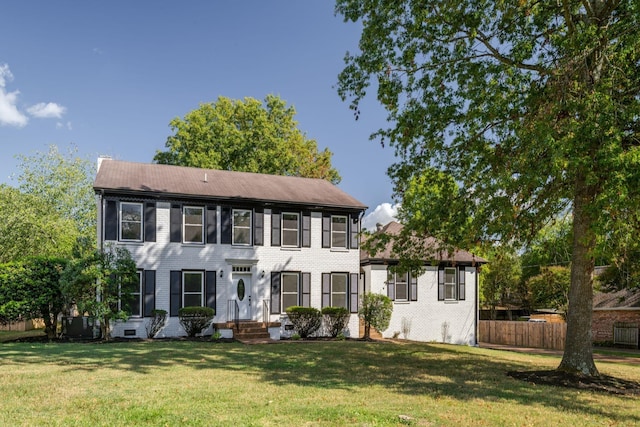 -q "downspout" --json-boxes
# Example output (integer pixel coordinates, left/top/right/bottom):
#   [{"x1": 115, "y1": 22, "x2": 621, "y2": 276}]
[{"x1": 474, "y1": 265, "x2": 479, "y2": 346}]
